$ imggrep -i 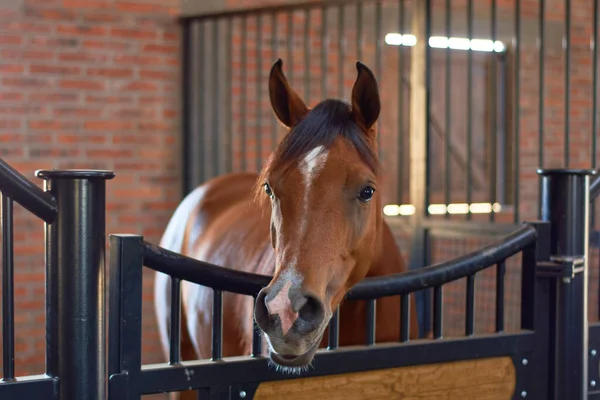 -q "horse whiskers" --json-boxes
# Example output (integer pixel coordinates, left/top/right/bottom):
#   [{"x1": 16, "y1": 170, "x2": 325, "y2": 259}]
[{"x1": 266, "y1": 358, "x2": 315, "y2": 376}]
